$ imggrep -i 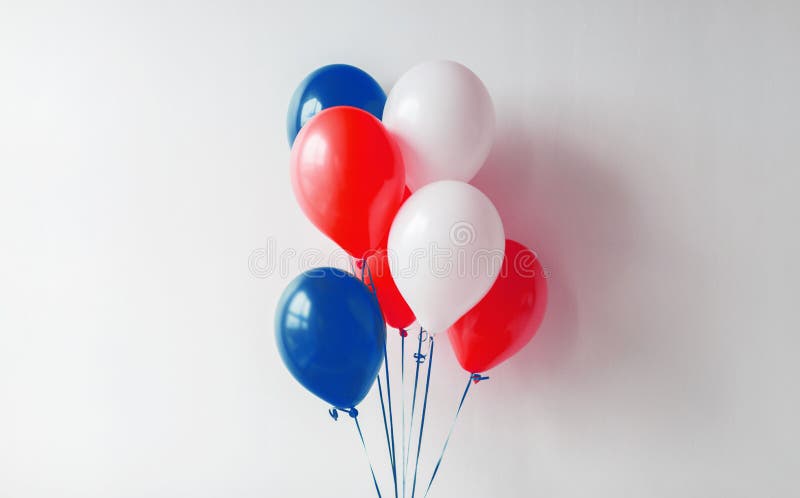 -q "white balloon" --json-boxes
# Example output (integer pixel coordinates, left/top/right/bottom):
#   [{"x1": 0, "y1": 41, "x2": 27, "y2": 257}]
[
  {"x1": 383, "y1": 61, "x2": 495, "y2": 192},
  {"x1": 387, "y1": 181, "x2": 505, "y2": 334}
]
